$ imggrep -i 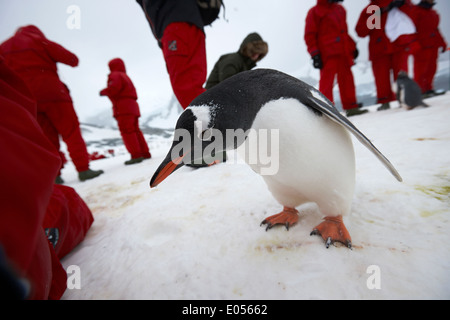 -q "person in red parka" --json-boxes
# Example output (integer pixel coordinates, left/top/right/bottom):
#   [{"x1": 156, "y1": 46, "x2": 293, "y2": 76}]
[
  {"x1": 356, "y1": 0, "x2": 397, "y2": 111},
  {"x1": 0, "y1": 25, "x2": 103, "y2": 183},
  {"x1": 413, "y1": 0, "x2": 447, "y2": 96},
  {"x1": 305, "y1": 0, "x2": 367, "y2": 117},
  {"x1": 100, "y1": 58, "x2": 151, "y2": 165},
  {"x1": 0, "y1": 56, "x2": 94, "y2": 299}
]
